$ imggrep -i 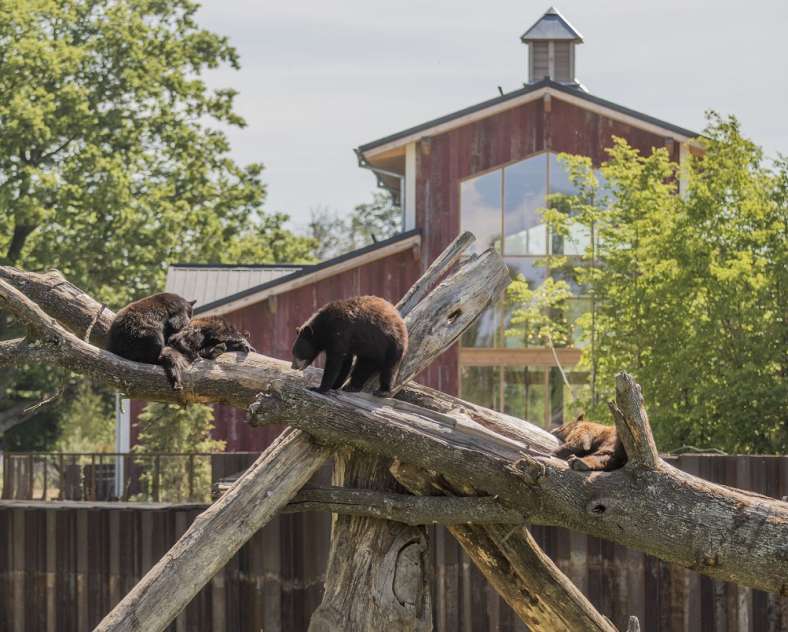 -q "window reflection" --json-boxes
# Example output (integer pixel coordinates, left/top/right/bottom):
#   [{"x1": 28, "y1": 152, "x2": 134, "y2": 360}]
[
  {"x1": 504, "y1": 367, "x2": 546, "y2": 426},
  {"x1": 503, "y1": 155, "x2": 547, "y2": 255},
  {"x1": 460, "y1": 170, "x2": 501, "y2": 255},
  {"x1": 549, "y1": 153, "x2": 591, "y2": 256},
  {"x1": 460, "y1": 366, "x2": 501, "y2": 411},
  {"x1": 502, "y1": 258, "x2": 548, "y2": 349}
]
